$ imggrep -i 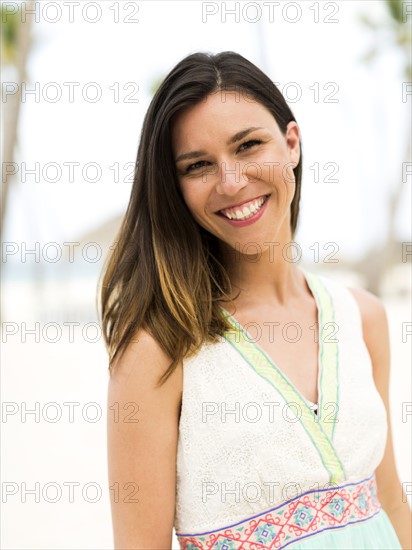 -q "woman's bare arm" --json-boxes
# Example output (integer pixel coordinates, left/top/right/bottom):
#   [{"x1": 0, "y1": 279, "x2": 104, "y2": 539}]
[
  {"x1": 107, "y1": 329, "x2": 183, "y2": 549},
  {"x1": 350, "y1": 286, "x2": 412, "y2": 550}
]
